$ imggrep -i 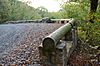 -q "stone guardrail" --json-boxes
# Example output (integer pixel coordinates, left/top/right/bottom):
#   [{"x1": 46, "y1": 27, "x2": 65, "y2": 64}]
[{"x1": 38, "y1": 19, "x2": 77, "y2": 66}]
